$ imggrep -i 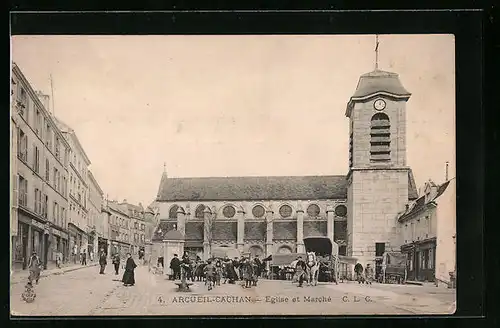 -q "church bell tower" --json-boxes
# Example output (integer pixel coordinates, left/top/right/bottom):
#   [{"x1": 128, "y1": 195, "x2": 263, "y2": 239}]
[{"x1": 345, "y1": 36, "x2": 414, "y2": 266}]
